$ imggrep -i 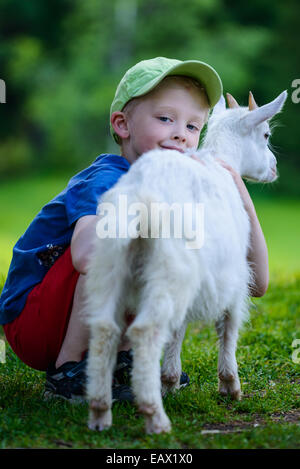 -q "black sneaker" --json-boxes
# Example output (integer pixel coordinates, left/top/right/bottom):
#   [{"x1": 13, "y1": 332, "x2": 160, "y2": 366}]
[
  {"x1": 113, "y1": 349, "x2": 133, "y2": 385},
  {"x1": 114, "y1": 349, "x2": 190, "y2": 389},
  {"x1": 44, "y1": 351, "x2": 189, "y2": 404},
  {"x1": 112, "y1": 383, "x2": 134, "y2": 403},
  {"x1": 44, "y1": 359, "x2": 87, "y2": 403},
  {"x1": 111, "y1": 350, "x2": 135, "y2": 403},
  {"x1": 44, "y1": 354, "x2": 134, "y2": 404},
  {"x1": 179, "y1": 371, "x2": 190, "y2": 388}
]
